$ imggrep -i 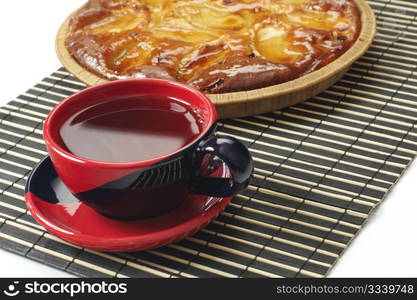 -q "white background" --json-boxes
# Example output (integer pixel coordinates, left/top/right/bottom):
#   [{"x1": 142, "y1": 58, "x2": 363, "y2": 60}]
[{"x1": 0, "y1": 0, "x2": 416, "y2": 277}]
